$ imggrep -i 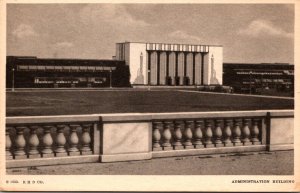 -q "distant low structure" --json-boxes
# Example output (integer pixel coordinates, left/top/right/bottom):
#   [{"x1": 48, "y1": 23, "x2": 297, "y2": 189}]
[
  {"x1": 6, "y1": 56, "x2": 130, "y2": 88},
  {"x1": 116, "y1": 42, "x2": 223, "y2": 86},
  {"x1": 223, "y1": 63, "x2": 294, "y2": 93}
]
